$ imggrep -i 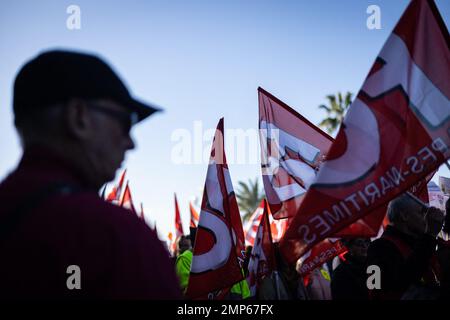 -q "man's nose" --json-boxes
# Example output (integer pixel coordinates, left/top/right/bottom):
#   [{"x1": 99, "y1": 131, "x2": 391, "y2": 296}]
[{"x1": 125, "y1": 134, "x2": 135, "y2": 151}]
